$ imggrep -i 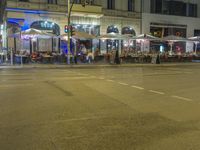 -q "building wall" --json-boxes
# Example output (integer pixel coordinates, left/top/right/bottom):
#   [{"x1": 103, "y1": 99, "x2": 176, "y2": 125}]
[
  {"x1": 100, "y1": 0, "x2": 141, "y2": 35},
  {"x1": 5, "y1": 0, "x2": 141, "y2": 36},
  {"x1": 142, "y1": 13, "x2": 200, "y2": 37},
  {"x1": 142, "y1": 0, "x2": 200, "y2": 37},
  {"x1": 143, "y1": 0, "x2": 200, "y2": 17}
]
